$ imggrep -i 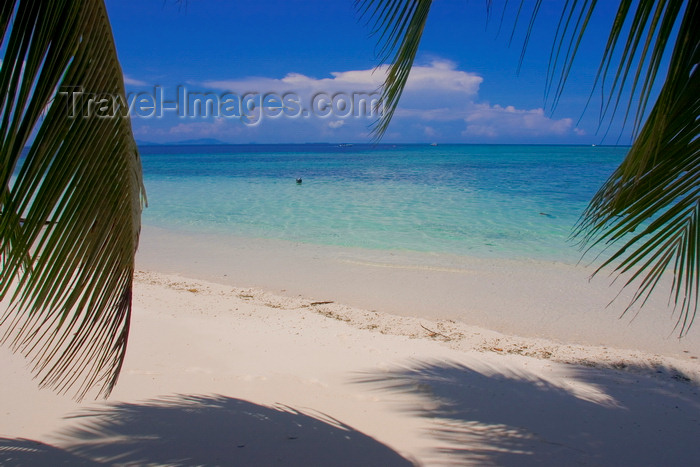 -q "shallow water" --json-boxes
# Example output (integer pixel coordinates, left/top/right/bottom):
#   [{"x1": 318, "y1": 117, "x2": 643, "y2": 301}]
[{"x1": 140, "y1": 144, "x2": 626, "y2": 263}]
